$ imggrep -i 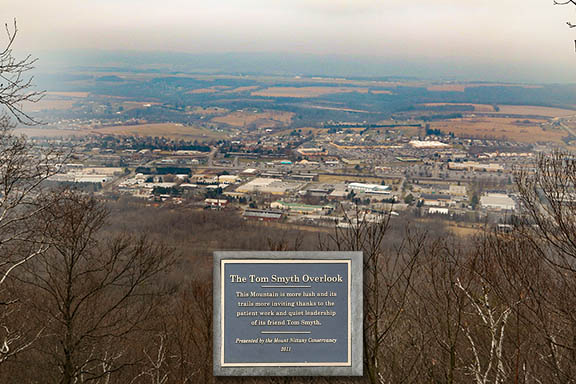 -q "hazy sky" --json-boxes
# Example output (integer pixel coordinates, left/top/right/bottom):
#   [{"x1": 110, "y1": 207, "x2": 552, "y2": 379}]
[{"x1": 4, "y1": 0, "x2": 576, "y2": 81}]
